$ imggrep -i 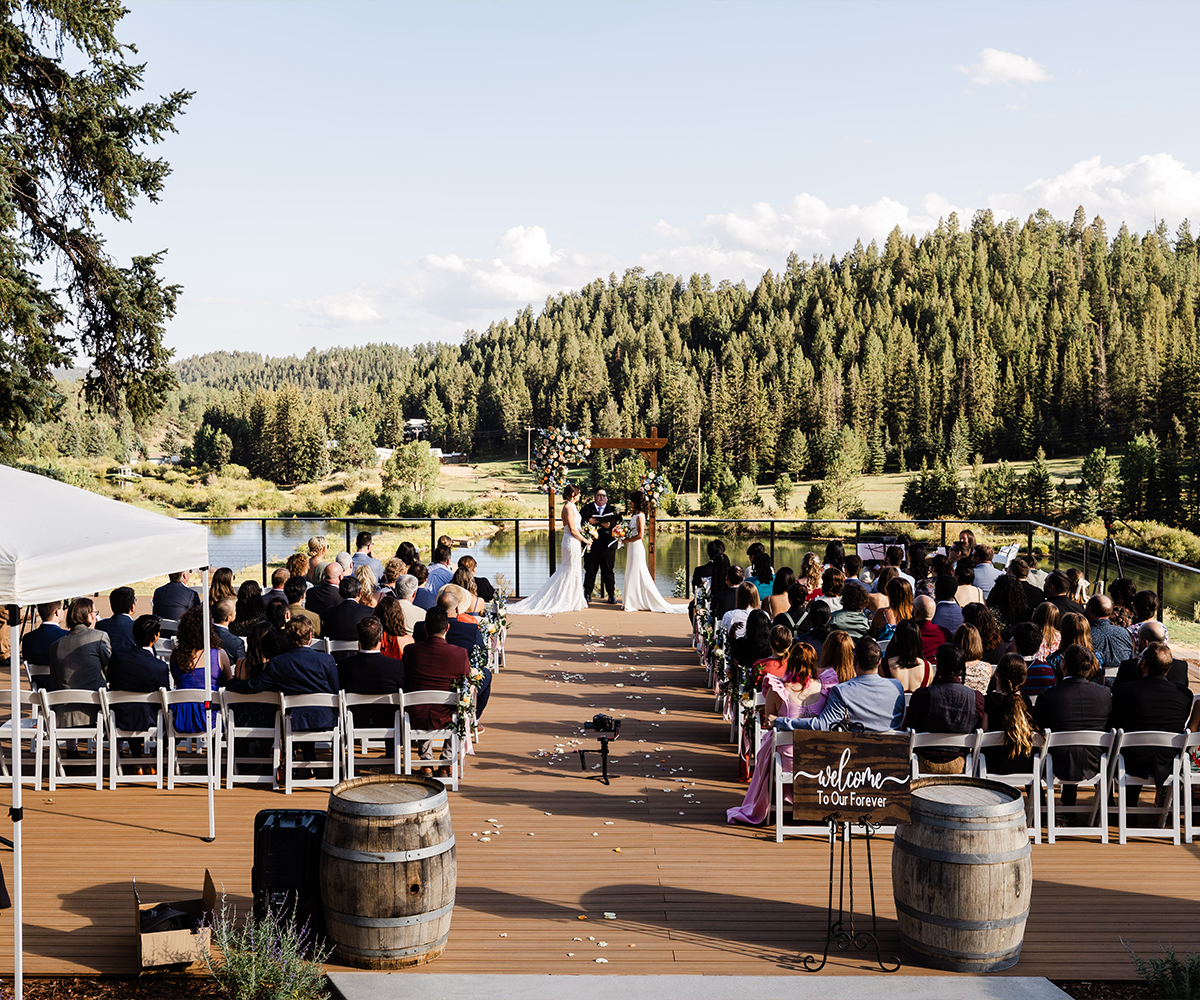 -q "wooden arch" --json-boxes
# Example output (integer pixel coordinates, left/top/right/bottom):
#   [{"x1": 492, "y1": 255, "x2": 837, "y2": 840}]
[{"x1": 547, "y1": 426, "x2": 668, "y2": 578}]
